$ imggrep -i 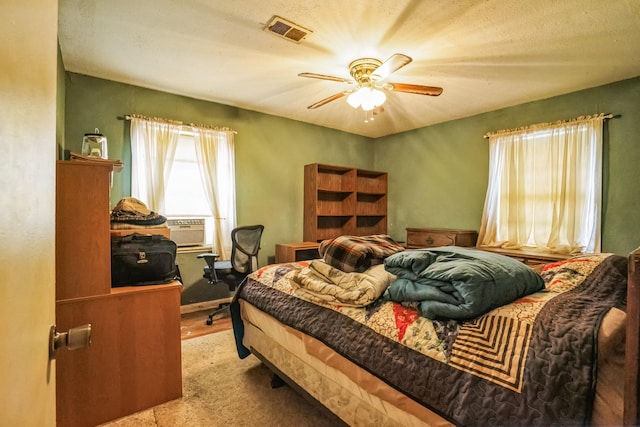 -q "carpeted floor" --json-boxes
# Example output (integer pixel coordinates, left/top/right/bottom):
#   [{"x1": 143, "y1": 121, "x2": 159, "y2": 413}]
[{"x1": 100, "y1": 329, "x2": 341, "y2": 426}]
